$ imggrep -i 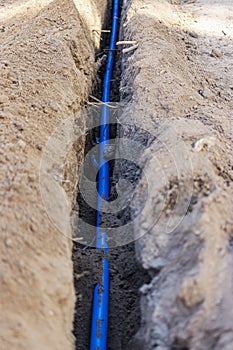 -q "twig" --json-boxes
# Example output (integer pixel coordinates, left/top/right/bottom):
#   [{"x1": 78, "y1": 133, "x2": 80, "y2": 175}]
[
  {"x1": 92, "y1": 29, "x2": 111, "y2": 33},
  {"x1": 92, "y1": 30, "x2": 111, "y2": 41},
  {"x1": 116, "y1": 40, "x2": 137, "y2": 45},
  {"x1": 89, "y1": 95, "x2": 118, "y2": 109},
  {"x1": 122, "y1": 44, "x2": 139, "y2": 54}
]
